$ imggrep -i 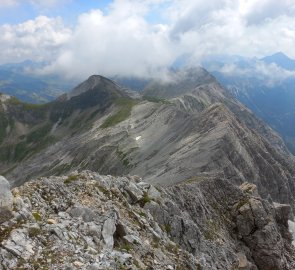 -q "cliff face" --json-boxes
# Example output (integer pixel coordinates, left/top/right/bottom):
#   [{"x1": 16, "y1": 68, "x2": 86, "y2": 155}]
[{"x1": 1, "y1": 171, "x2": 294, "y2": 270}]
